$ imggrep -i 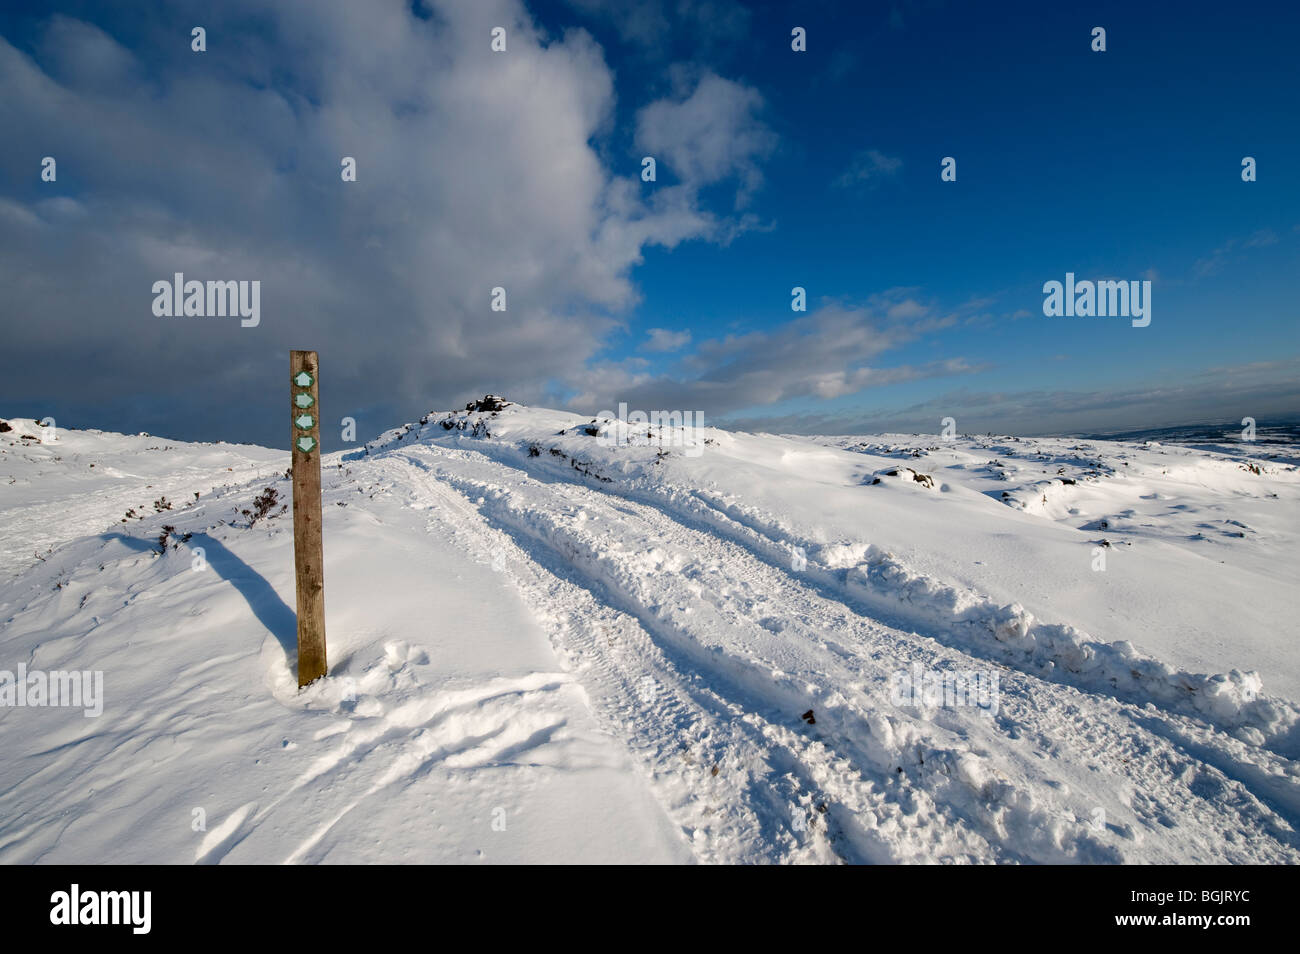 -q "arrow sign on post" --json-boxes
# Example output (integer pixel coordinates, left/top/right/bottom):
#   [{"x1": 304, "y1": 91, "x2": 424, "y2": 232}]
[{"x1": 290, "y1": 351, "x2": 327, "y2": 687}]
